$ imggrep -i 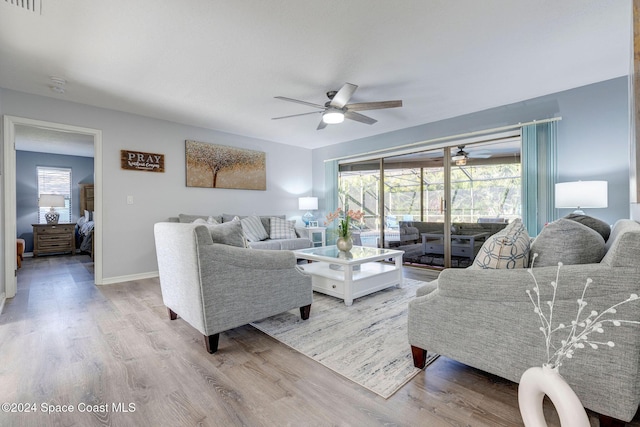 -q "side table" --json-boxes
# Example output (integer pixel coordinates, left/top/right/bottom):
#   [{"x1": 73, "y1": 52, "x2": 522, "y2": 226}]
[
  {"x1": 296, "y1": 226, "x2": 326, "y2": 247},
  {"x1": 32, "y1": 223, "x2": 75, "y2": 257}
]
